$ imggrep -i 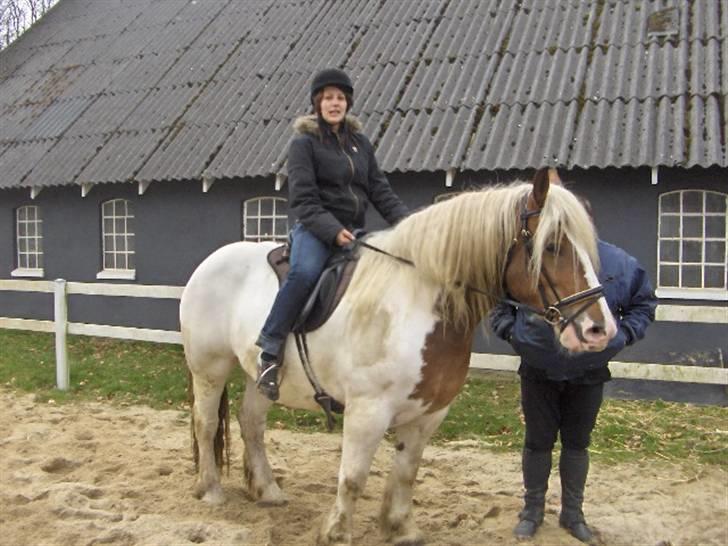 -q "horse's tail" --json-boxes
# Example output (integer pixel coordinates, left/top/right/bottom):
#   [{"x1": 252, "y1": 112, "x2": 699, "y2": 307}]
[{"x1": 188, "y1": 370, "x2": 230, "y2": 474}]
